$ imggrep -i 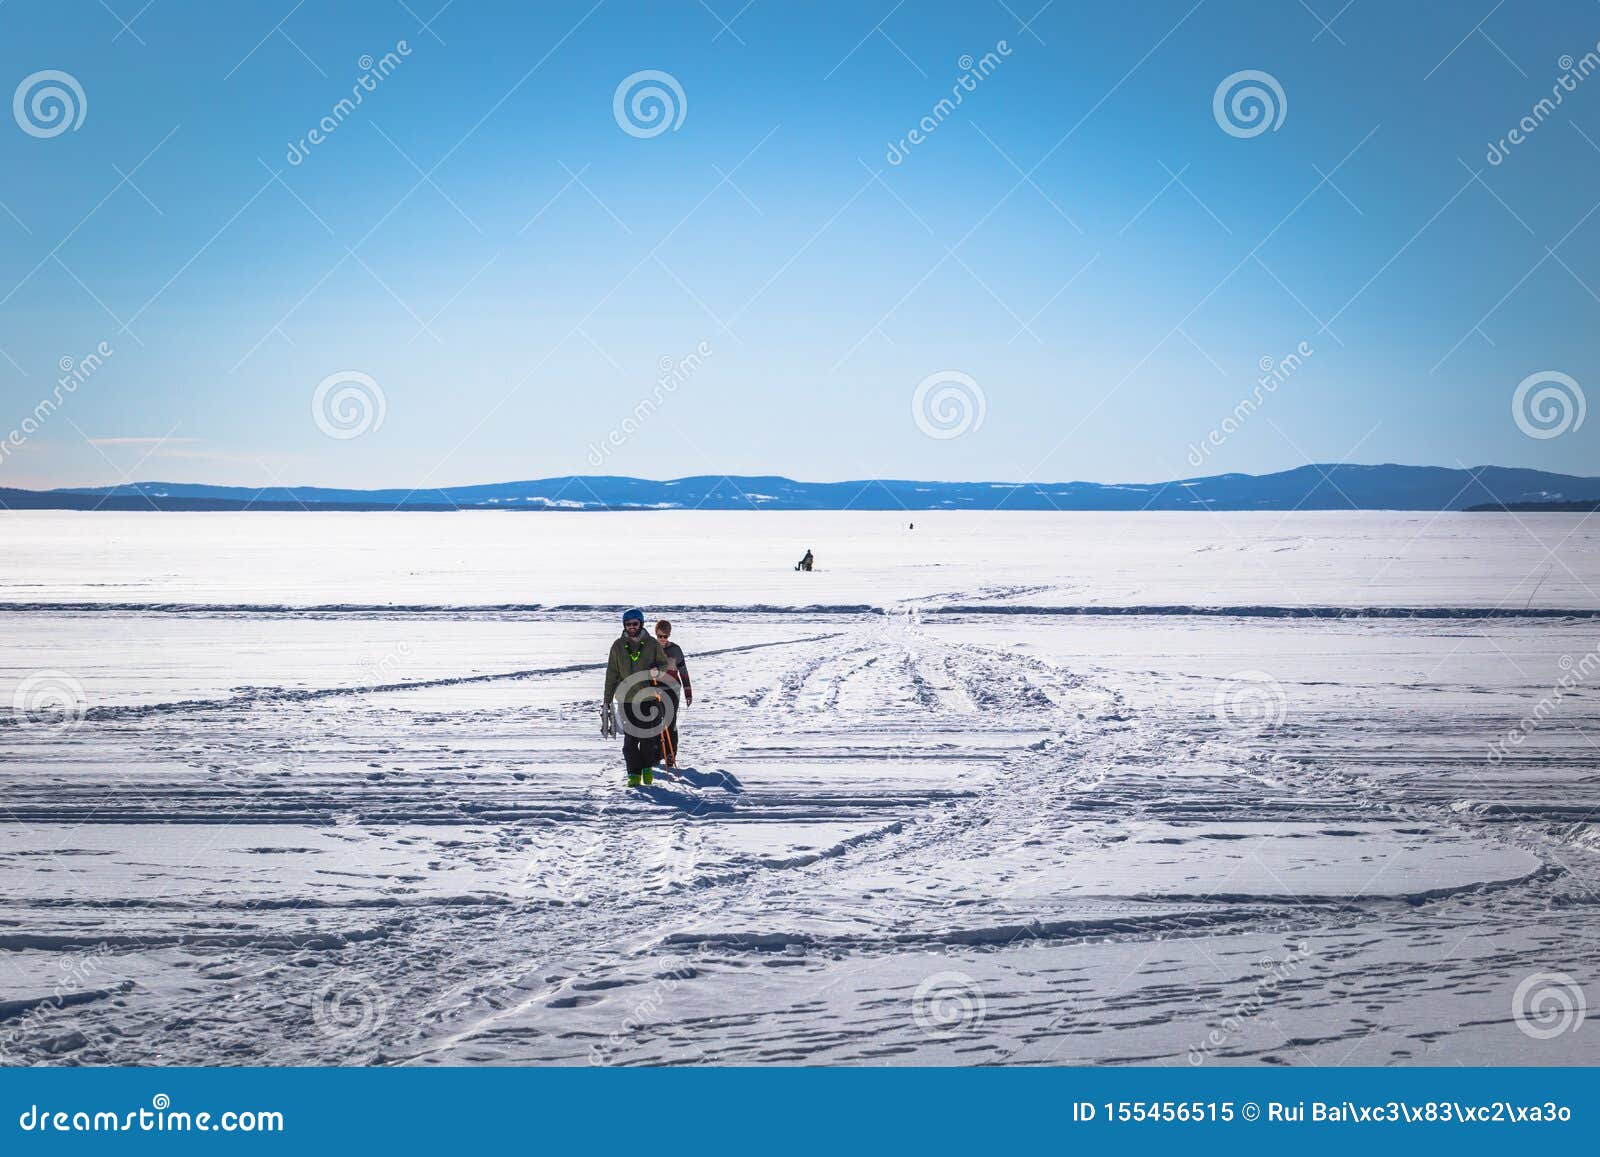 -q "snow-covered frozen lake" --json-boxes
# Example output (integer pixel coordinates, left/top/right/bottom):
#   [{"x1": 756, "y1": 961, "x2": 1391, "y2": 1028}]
[
  {"x1": 2, "y1": 511, "x2": 1597, "y2": 1065},
  {"x1": 4, "y1": 508, "x2": 1599, "y2": 609}
]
